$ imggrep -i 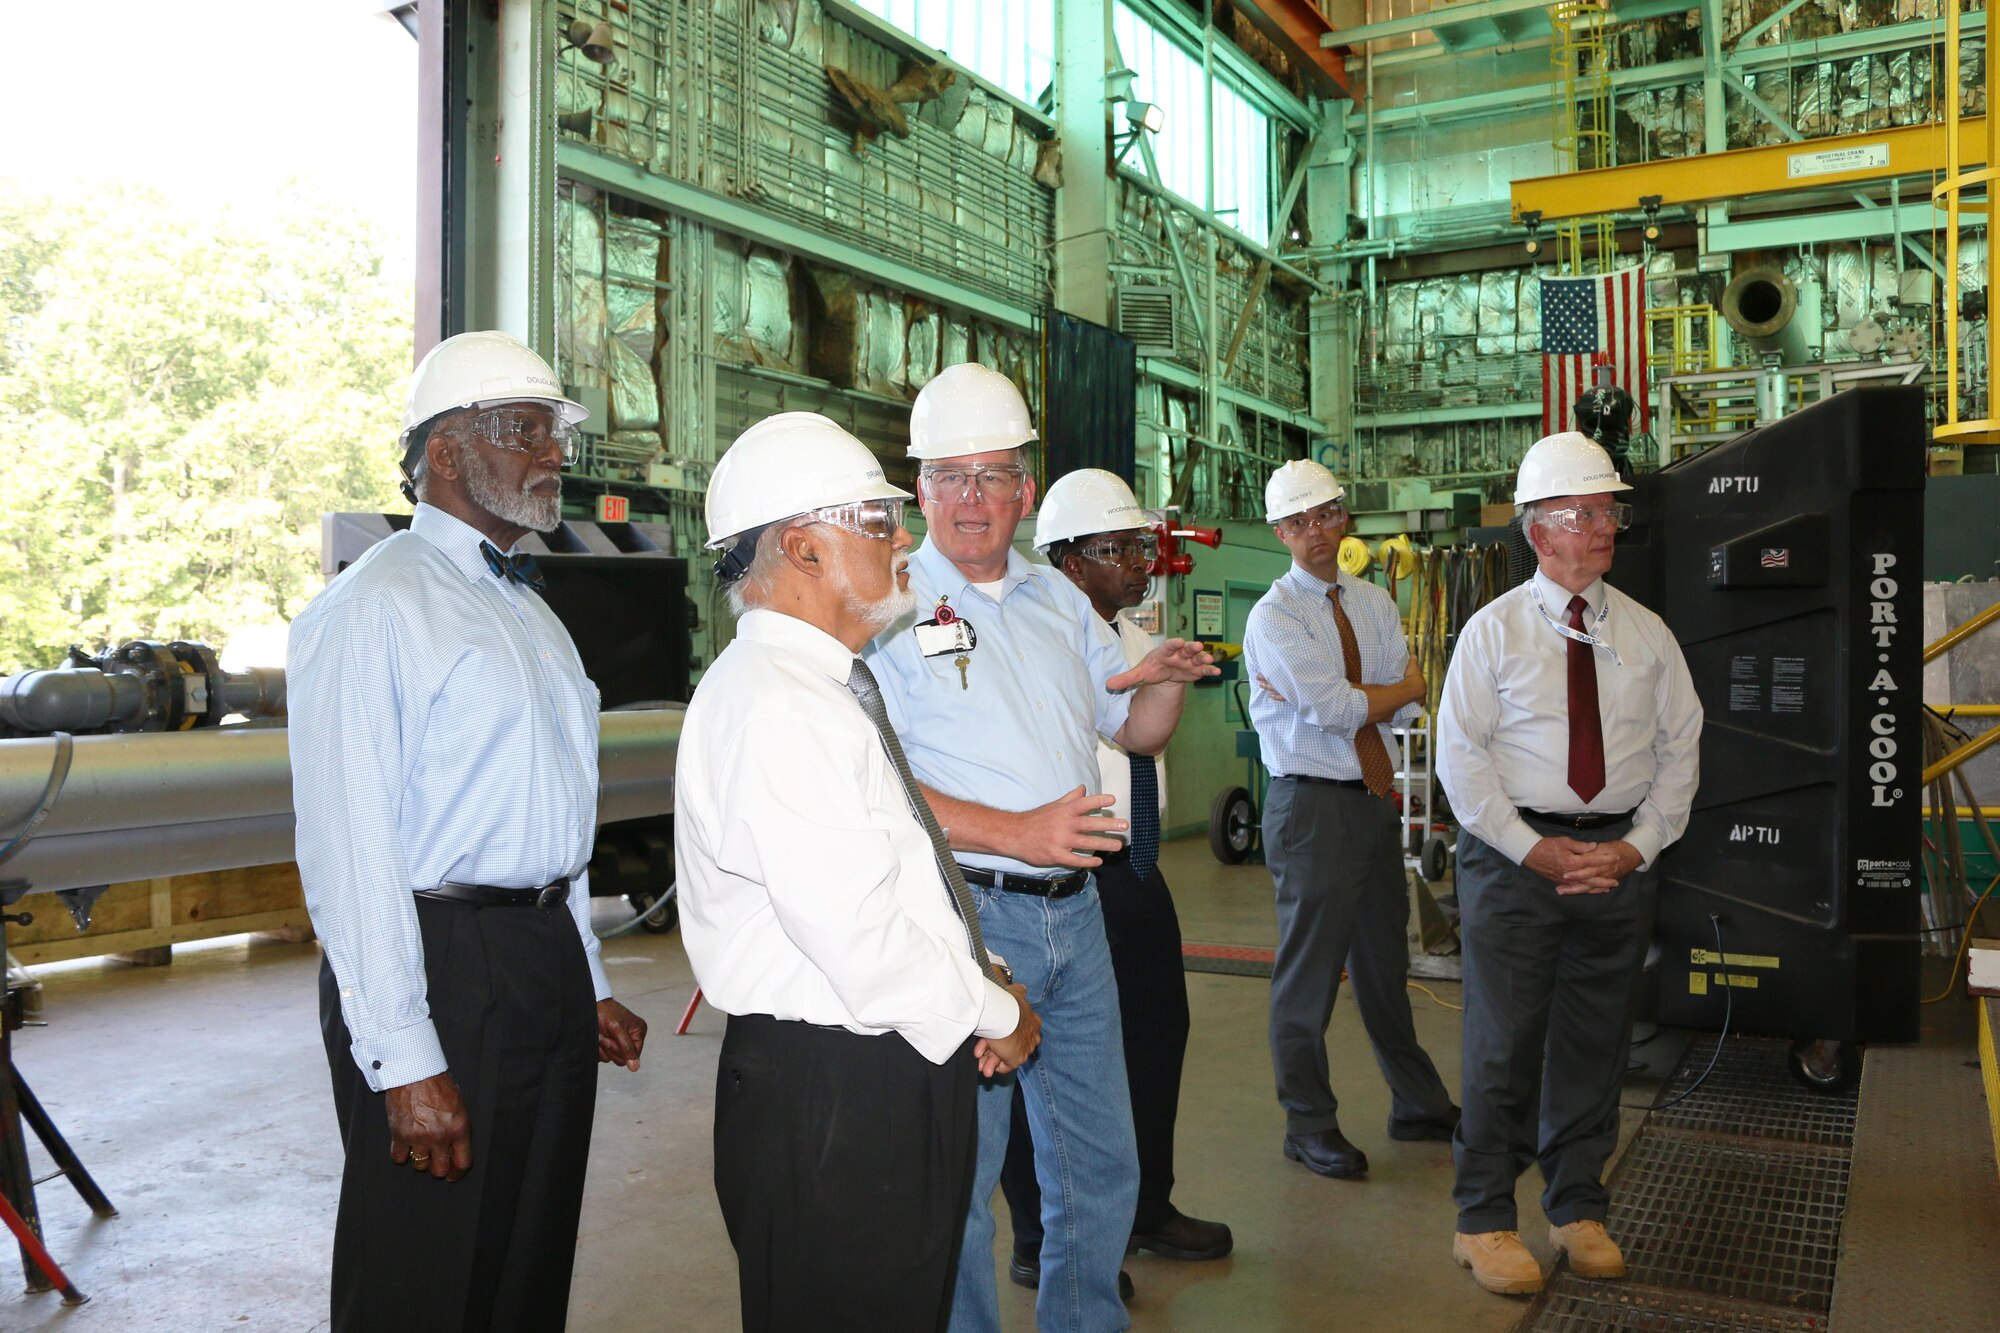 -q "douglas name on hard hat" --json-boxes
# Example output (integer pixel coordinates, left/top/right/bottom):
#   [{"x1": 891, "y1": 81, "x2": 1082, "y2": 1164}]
[{"x1": 1033, "y1": 468, "x2": 1151, "y2": 552}]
